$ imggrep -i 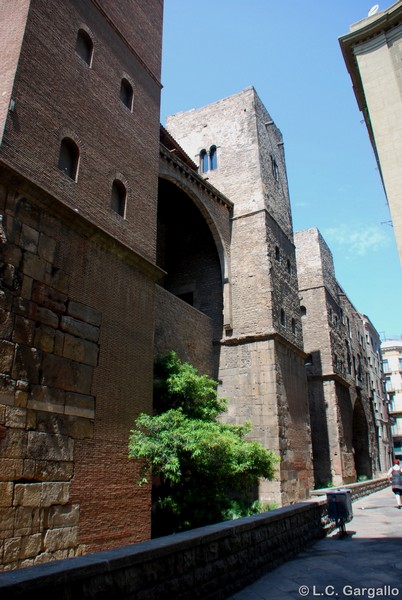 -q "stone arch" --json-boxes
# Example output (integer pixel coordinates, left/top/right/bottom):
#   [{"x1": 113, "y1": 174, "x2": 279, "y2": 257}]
[
  {"x1": 157, "y1": 176, "x2": 224, "y2": 341},
  {"x1": 352, "y1": 395, "x2": 372, "y2": 480},
  {"x1": 158, "y1": 173, "x2": 230, "y2": 286}
]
